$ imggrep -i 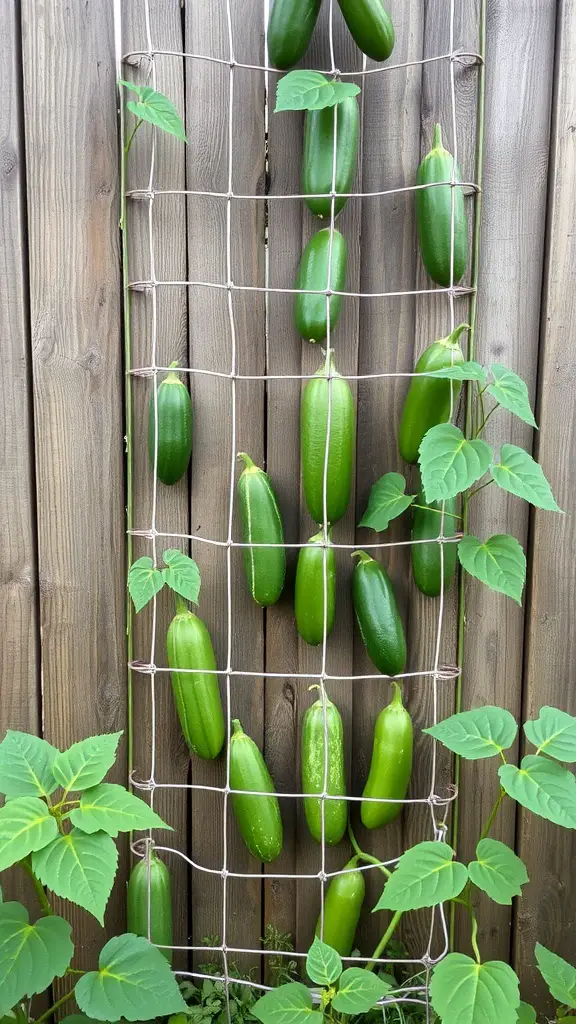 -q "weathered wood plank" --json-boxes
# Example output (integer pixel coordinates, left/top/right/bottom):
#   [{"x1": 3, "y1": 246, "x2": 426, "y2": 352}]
[
  {"x1": 514, "y1": 0, "x2": 576, "y2": 1009},
  {"x1": 21, "y1": 0, "x2": 126, "y2": 965}
]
